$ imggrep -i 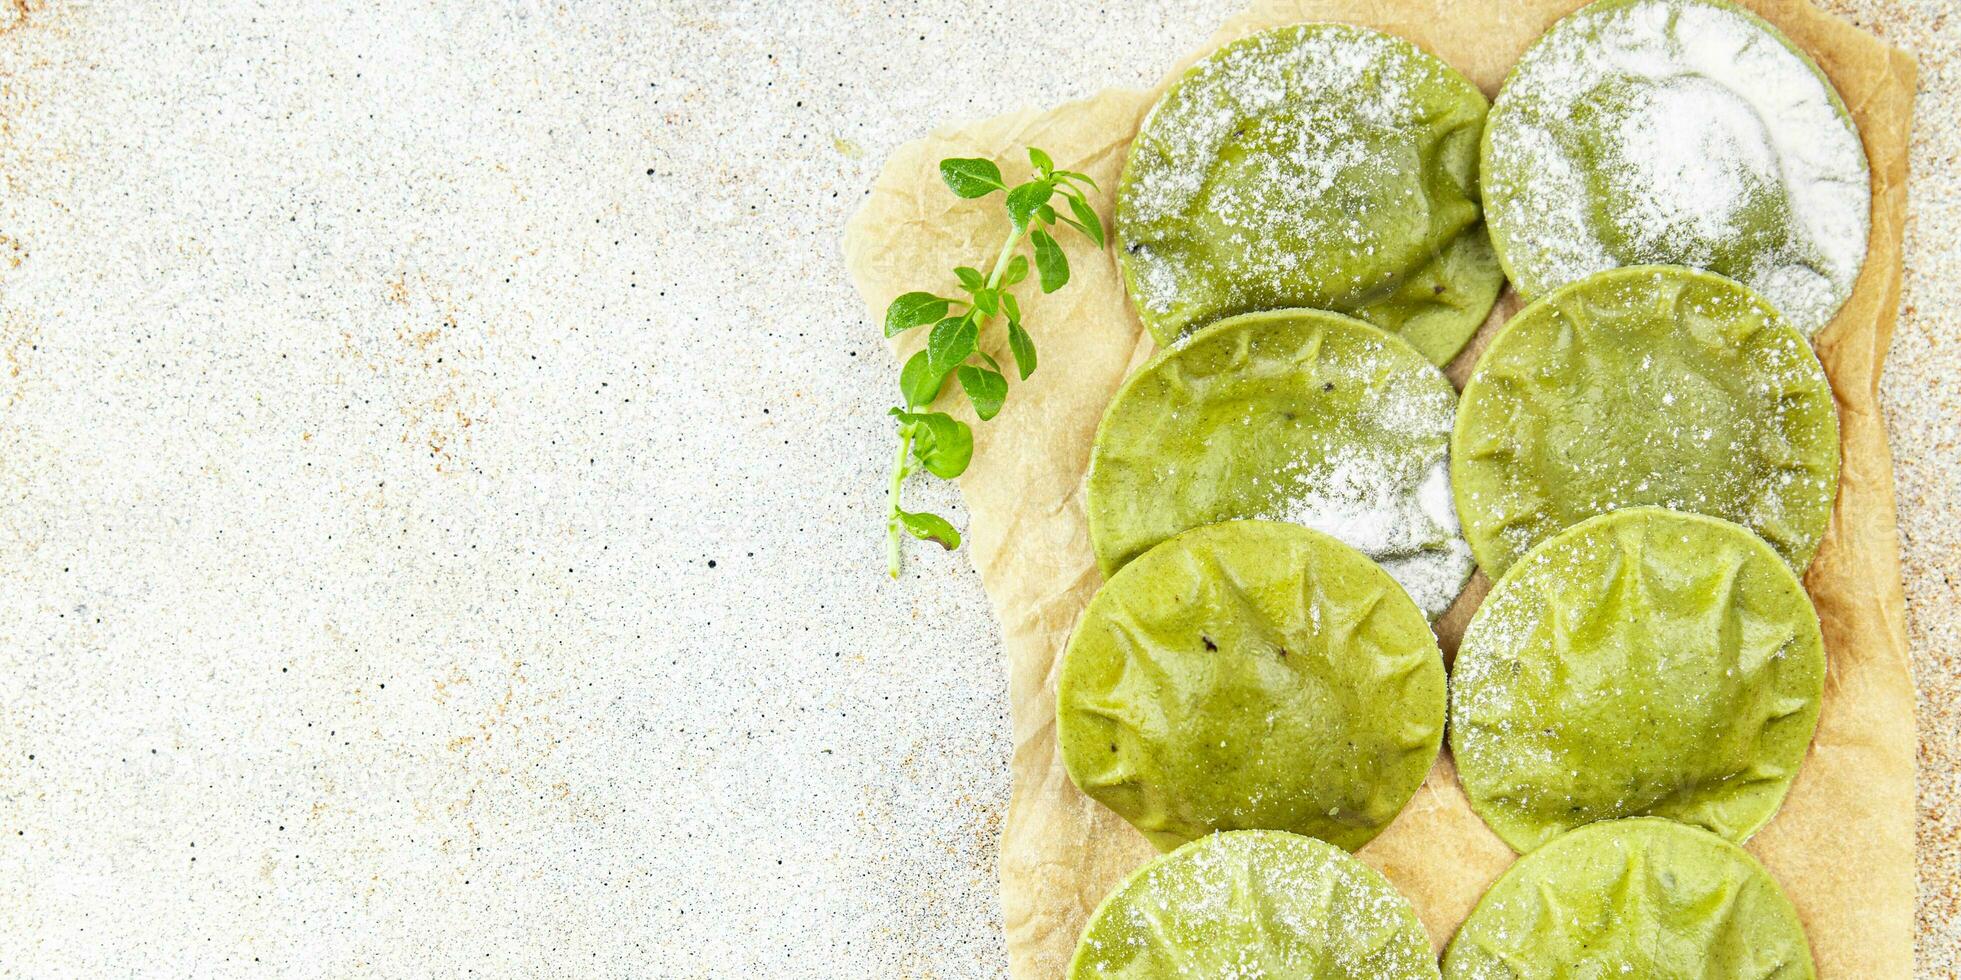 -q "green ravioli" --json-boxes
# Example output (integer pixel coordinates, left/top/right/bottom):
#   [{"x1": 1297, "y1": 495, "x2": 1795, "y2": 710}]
[
  {"x1": 1450, "y1": 507, "x2": 1825, "y2": 853},
  {"x1": 1482, "y1": 0, "x2": 1870, "y2": 337},
  {"x1": 1116, "y1": 23, "x2": 1501, "y2": 365},
  {"x1": 1452, "y1": 265, "x2": 1839, "y2": 580},
  {"x1": 1086, "y1": 309, "x2": 1472, "y2": 620},
  {"x1": 1059, "y1": 520, "x2": 1444, "y2": 852},
  {"x1": 1072, "y1": 830, "x2": 1439, "y2": 980},
  {"x1": 1443, "y1": 818, "x2": 1815, "y2": 979}
]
